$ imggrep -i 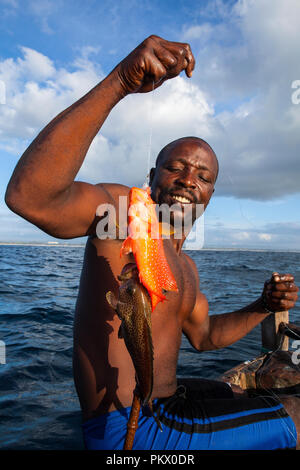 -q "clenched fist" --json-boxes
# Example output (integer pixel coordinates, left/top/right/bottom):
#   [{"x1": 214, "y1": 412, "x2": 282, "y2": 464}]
[
  {"x1": 115, "y1": 35, "x2": 195, "y2": 94},
  {"x1": 261, "y1": 272, "x2": 299, "y2": 313}
]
